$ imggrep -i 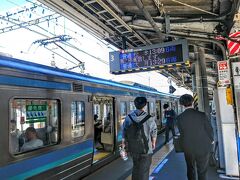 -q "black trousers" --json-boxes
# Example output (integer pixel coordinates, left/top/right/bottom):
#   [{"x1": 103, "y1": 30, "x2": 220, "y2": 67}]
[
  {"x1": 165, "y1": 124, "x2": 175, "y2": 143},
  {"x1": 131, "y1": 153, "x2": 152, "y2": 180},
  {"x1": 184, "y1": 152, "x2": 210, "y2": 180}
]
